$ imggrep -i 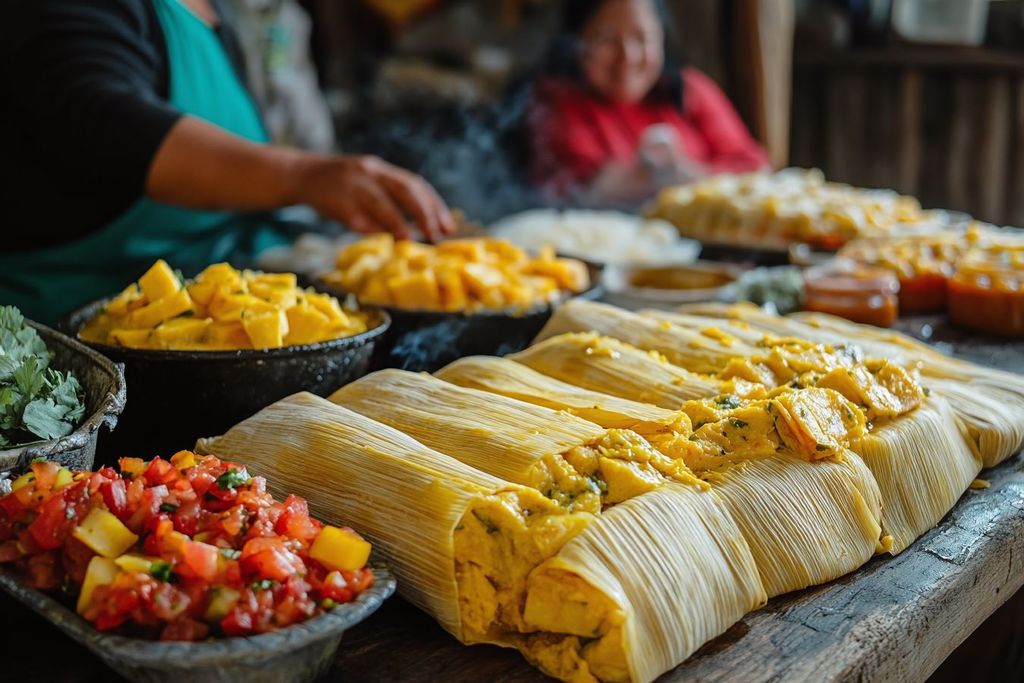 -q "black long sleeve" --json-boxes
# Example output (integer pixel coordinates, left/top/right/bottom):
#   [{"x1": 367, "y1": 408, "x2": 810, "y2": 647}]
[{"x1": 0, "y1": 0, "x2": 249, "y2": 251}]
